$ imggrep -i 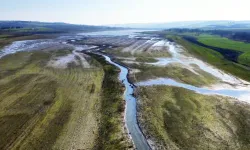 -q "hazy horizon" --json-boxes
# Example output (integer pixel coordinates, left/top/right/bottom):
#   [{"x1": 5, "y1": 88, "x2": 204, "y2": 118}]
[{"x1": 1, "y1": 0, "x2": 250, "y2": 25}]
